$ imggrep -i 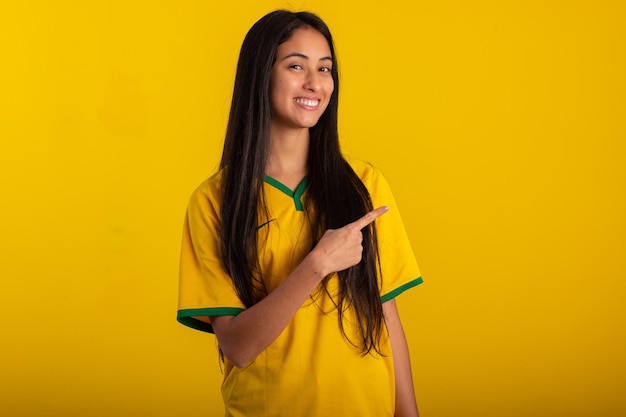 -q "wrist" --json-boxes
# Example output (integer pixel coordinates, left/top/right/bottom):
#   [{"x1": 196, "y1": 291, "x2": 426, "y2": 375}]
[{"x1": 303, "y1": 249, "x2": 328, "y2": 281}]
